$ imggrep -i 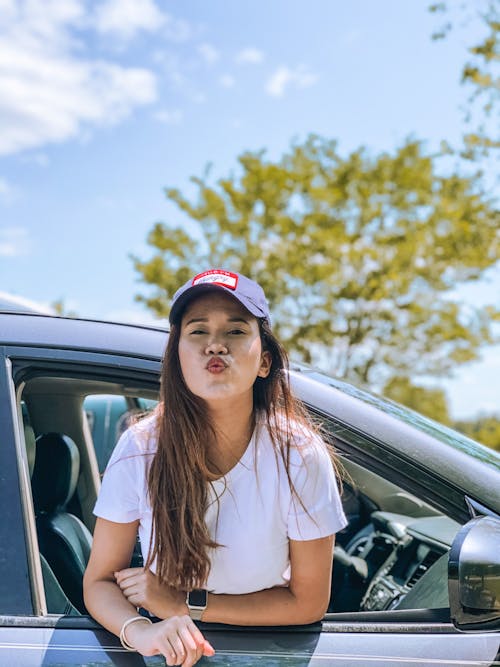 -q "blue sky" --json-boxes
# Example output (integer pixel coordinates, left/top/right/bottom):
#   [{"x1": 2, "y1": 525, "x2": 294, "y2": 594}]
[{"x1": 0, "y1": 0, "x2": 498, "y2": 419}]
